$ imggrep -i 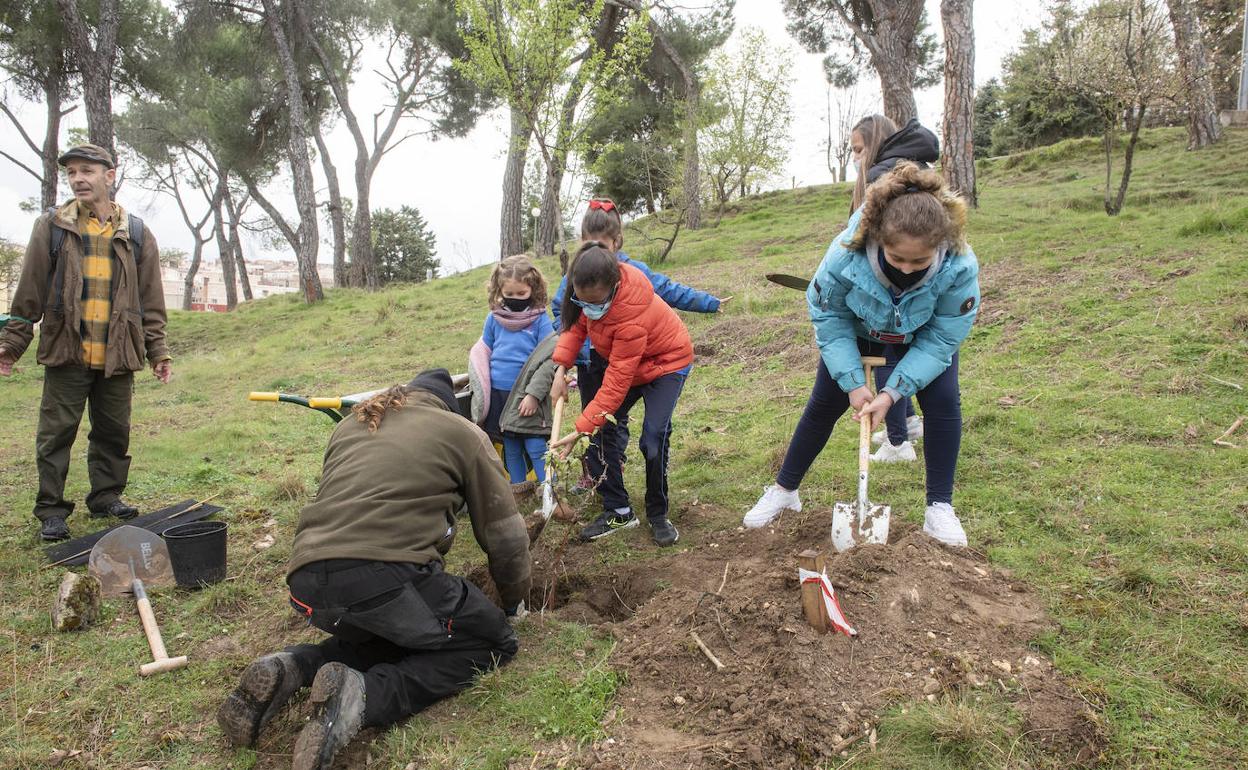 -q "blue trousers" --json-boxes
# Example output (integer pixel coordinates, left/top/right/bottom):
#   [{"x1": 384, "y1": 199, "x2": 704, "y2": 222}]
[
  {"x1": 585, "y1": 369, "x2": 686, "y2": 521},
  {"x1": 776, "y1": 345, "x2": 961, "y2": 505},
  {"x1": 503, "y1": 435, "x2": 547, "y2": 483}
]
